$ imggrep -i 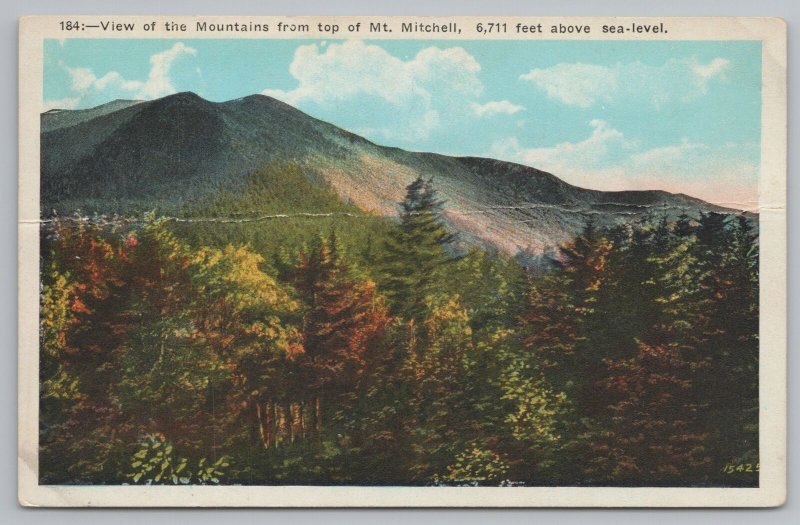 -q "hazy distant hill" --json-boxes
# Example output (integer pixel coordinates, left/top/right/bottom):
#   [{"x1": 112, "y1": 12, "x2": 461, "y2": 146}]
[{"x1": 41, "y1": 92, "x2": 740, "y2": 253}]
